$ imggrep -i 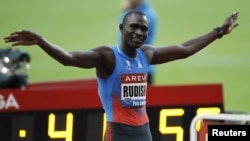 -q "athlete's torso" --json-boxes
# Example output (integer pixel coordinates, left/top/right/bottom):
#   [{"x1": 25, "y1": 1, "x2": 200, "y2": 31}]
[{"x1": 97, "y1": 46, "x2": 149, "y2": 126}]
